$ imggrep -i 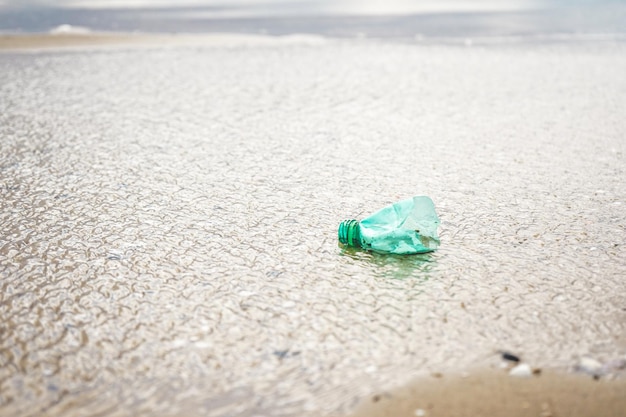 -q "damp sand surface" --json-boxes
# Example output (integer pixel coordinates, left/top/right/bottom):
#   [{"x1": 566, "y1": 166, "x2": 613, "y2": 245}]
[
  {"x1": 0, "y1": 32, "x2": 326, "y2": 51},
  {"x1": 350, "y1": 370, "x2": 626, "y2": 417},
  {"x1": 1, "y1": 34, "x2": 626, "y2": 417},
  {"x1": 0, "y1": 33, "x2": 147, "y2": 50}
]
